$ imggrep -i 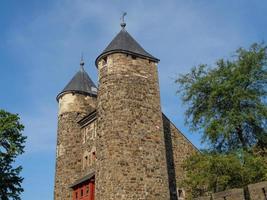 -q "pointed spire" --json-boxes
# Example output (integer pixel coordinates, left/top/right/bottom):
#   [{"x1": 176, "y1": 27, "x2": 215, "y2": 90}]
[
  {"x1": 57, "y1": 58, "x2": 97, "y2": 101},
  {"x1": 95, "y1": 17, "x2": 159, "y2": 67}
]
